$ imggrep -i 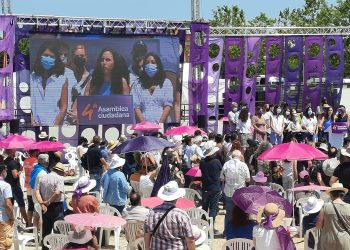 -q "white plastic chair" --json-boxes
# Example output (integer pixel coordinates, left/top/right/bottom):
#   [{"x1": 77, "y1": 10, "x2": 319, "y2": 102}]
[
  {"x1": 296, "y1": 197, "x2": 309, "y2": 237},
  {"x1": 191, "y1": 219, "x2": 212, "y2": 247},
  {"x1": 270, "y1": 183, "x2": 286, "y2": 198},
  {"x1": 304, "y1": 227, "x2": 320, "y2": 250},
  {"x1": 34, "y1": 203, "x2": 43, "y2": 244},
  {"x1": 133, "y1": 237, "x2": 146, "y2": 250},
  {"x1": 222, "y1": 238, "x2": 254, "y2": 250},
  {"x1": 130, "y1": 181, "x2": 140, "y2": 193},
  {"x1": 13, "y1": 219, "x2": 39, "y2": 250},
  {"x1": 184, "y1": 188, "x2": 202, "y2": 201},
  {"x1": 53, "y1": 220, "x2": 72, "y2": 235},
  {"x1": 187, "y1": 208, "x2": 214, "y2": 246},
  {"x1": 124, "y1": 220, "x2": 145, "y2": 249},
  {"x1": 99, "y1": 204, "x2": 122, "y2": 247},
  {"x1": 43, "y1": 233, "x2": 69, "y2": 250}
]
